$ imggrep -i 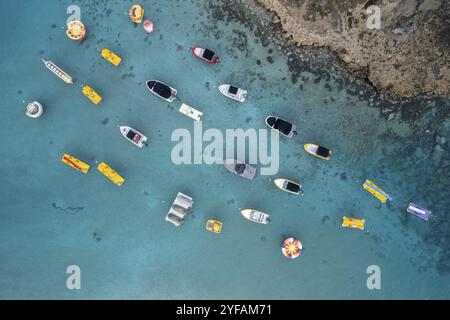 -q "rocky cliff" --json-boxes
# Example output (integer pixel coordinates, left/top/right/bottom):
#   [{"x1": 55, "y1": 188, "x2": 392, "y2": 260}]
[{"x1": 254, "y1": 0, "x2": 449, "y2": 100}]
